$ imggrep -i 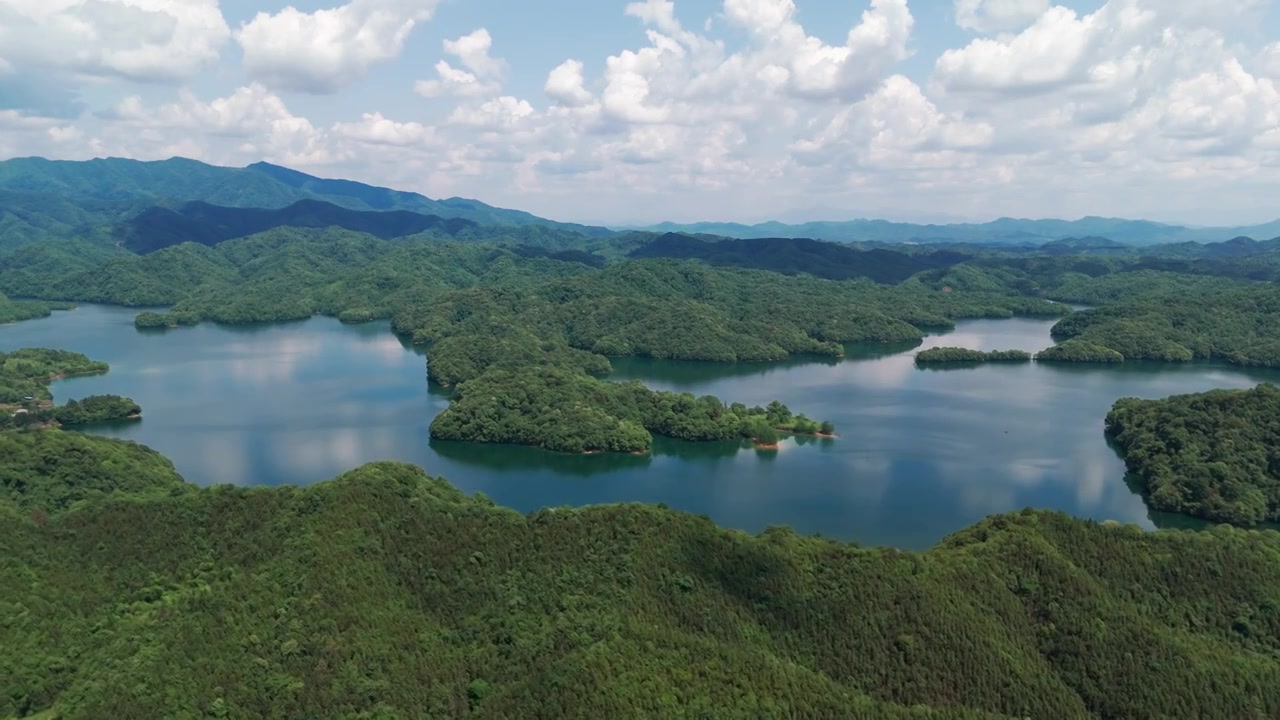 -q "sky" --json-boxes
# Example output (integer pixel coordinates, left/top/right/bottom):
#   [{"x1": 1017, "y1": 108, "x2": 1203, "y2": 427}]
[{"x1": 1, "y1": 0, "x2": 1279, "y2": 226}]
